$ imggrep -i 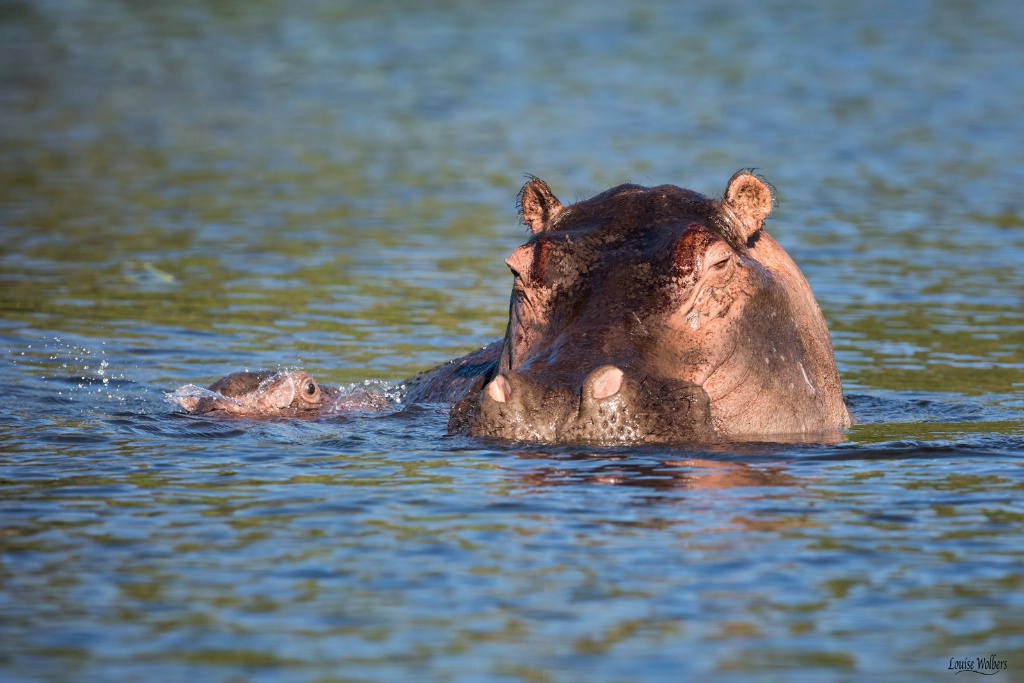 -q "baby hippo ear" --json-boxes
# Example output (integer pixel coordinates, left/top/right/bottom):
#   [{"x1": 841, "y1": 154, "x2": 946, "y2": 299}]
[
  {"x1": 723, "y1": 171, "x2": 774, "y2": 244},
  {"x1": 518, "y1": 177, "x2": 564, "y2": 234}
]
